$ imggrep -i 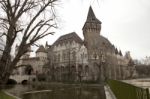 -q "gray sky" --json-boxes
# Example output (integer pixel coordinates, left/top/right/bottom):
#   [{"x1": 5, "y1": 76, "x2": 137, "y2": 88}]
[{"x1": 36, "y1": 0, "x2": 150, "y2": 60}]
